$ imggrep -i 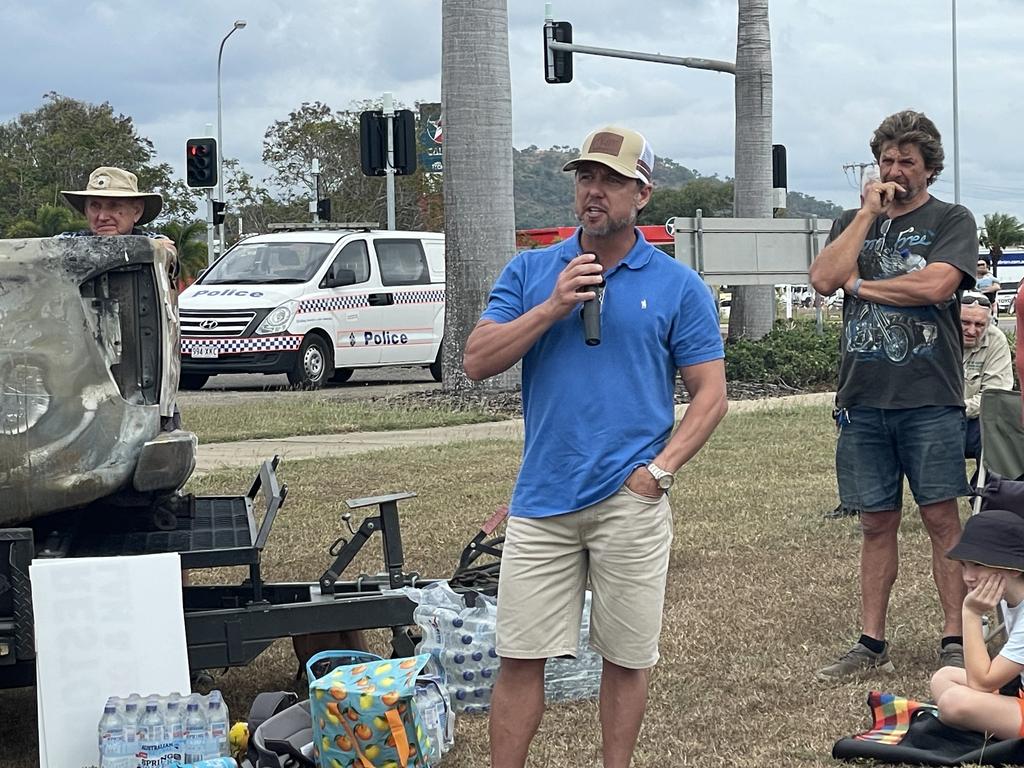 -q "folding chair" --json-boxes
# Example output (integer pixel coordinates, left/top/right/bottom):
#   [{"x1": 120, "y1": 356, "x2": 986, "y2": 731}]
[{"x1": 974, "y1": 388, "x2": 1024, "y2": 514}]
